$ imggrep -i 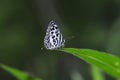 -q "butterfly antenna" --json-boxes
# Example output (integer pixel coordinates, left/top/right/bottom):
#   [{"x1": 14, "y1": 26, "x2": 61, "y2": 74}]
[
  {"x1": 40, "y1": 42, "x2": 45, "y2": 50},
  {"x1": 66, "y1": 36, "x2": 75, "y2": 40}
]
